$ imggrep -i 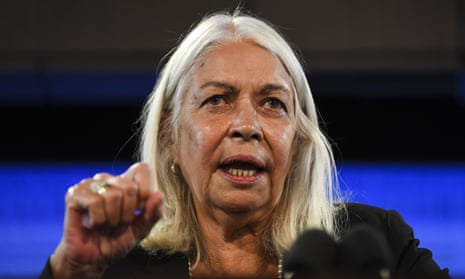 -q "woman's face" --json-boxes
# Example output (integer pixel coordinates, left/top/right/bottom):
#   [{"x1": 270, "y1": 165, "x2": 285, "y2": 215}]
[{"x1": 174, "y1": 41, "x2": 296, "y2": 220}]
